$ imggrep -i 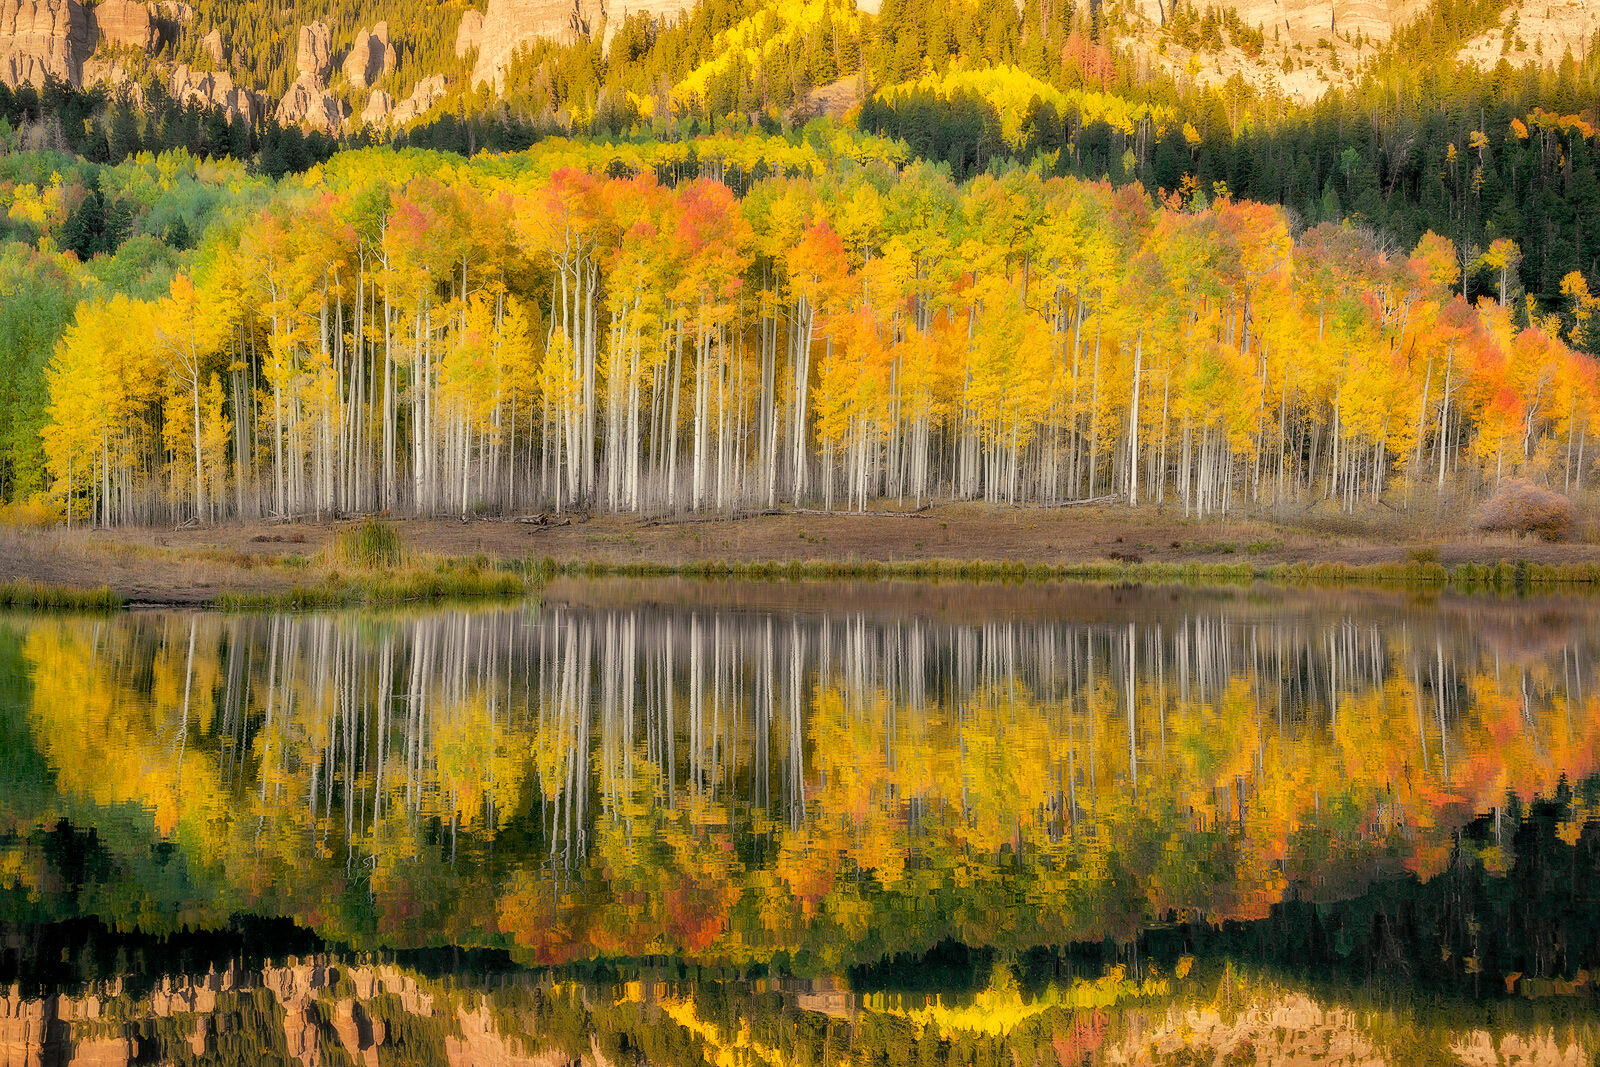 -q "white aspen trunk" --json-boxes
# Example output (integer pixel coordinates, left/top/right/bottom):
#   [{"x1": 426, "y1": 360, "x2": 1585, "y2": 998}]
[{"x1": 1127, "y1": 330, "x2": 1142, "y2": 506}]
